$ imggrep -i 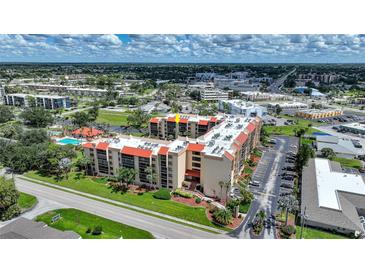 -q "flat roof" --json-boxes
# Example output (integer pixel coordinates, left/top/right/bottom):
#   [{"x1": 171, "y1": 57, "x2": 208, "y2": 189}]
[
  {"x1": 315, "y1": 158, "x2": 365, "y2": 210},
  {"x1": 298, "y1": 108, "x2": 342, "y2": 114},
  {"x1": 341, "y1": 122, "x2": 365, "y2": 131},
  {"x1": 6, "y1": 93, "x2": 68, "y2": 99}
]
